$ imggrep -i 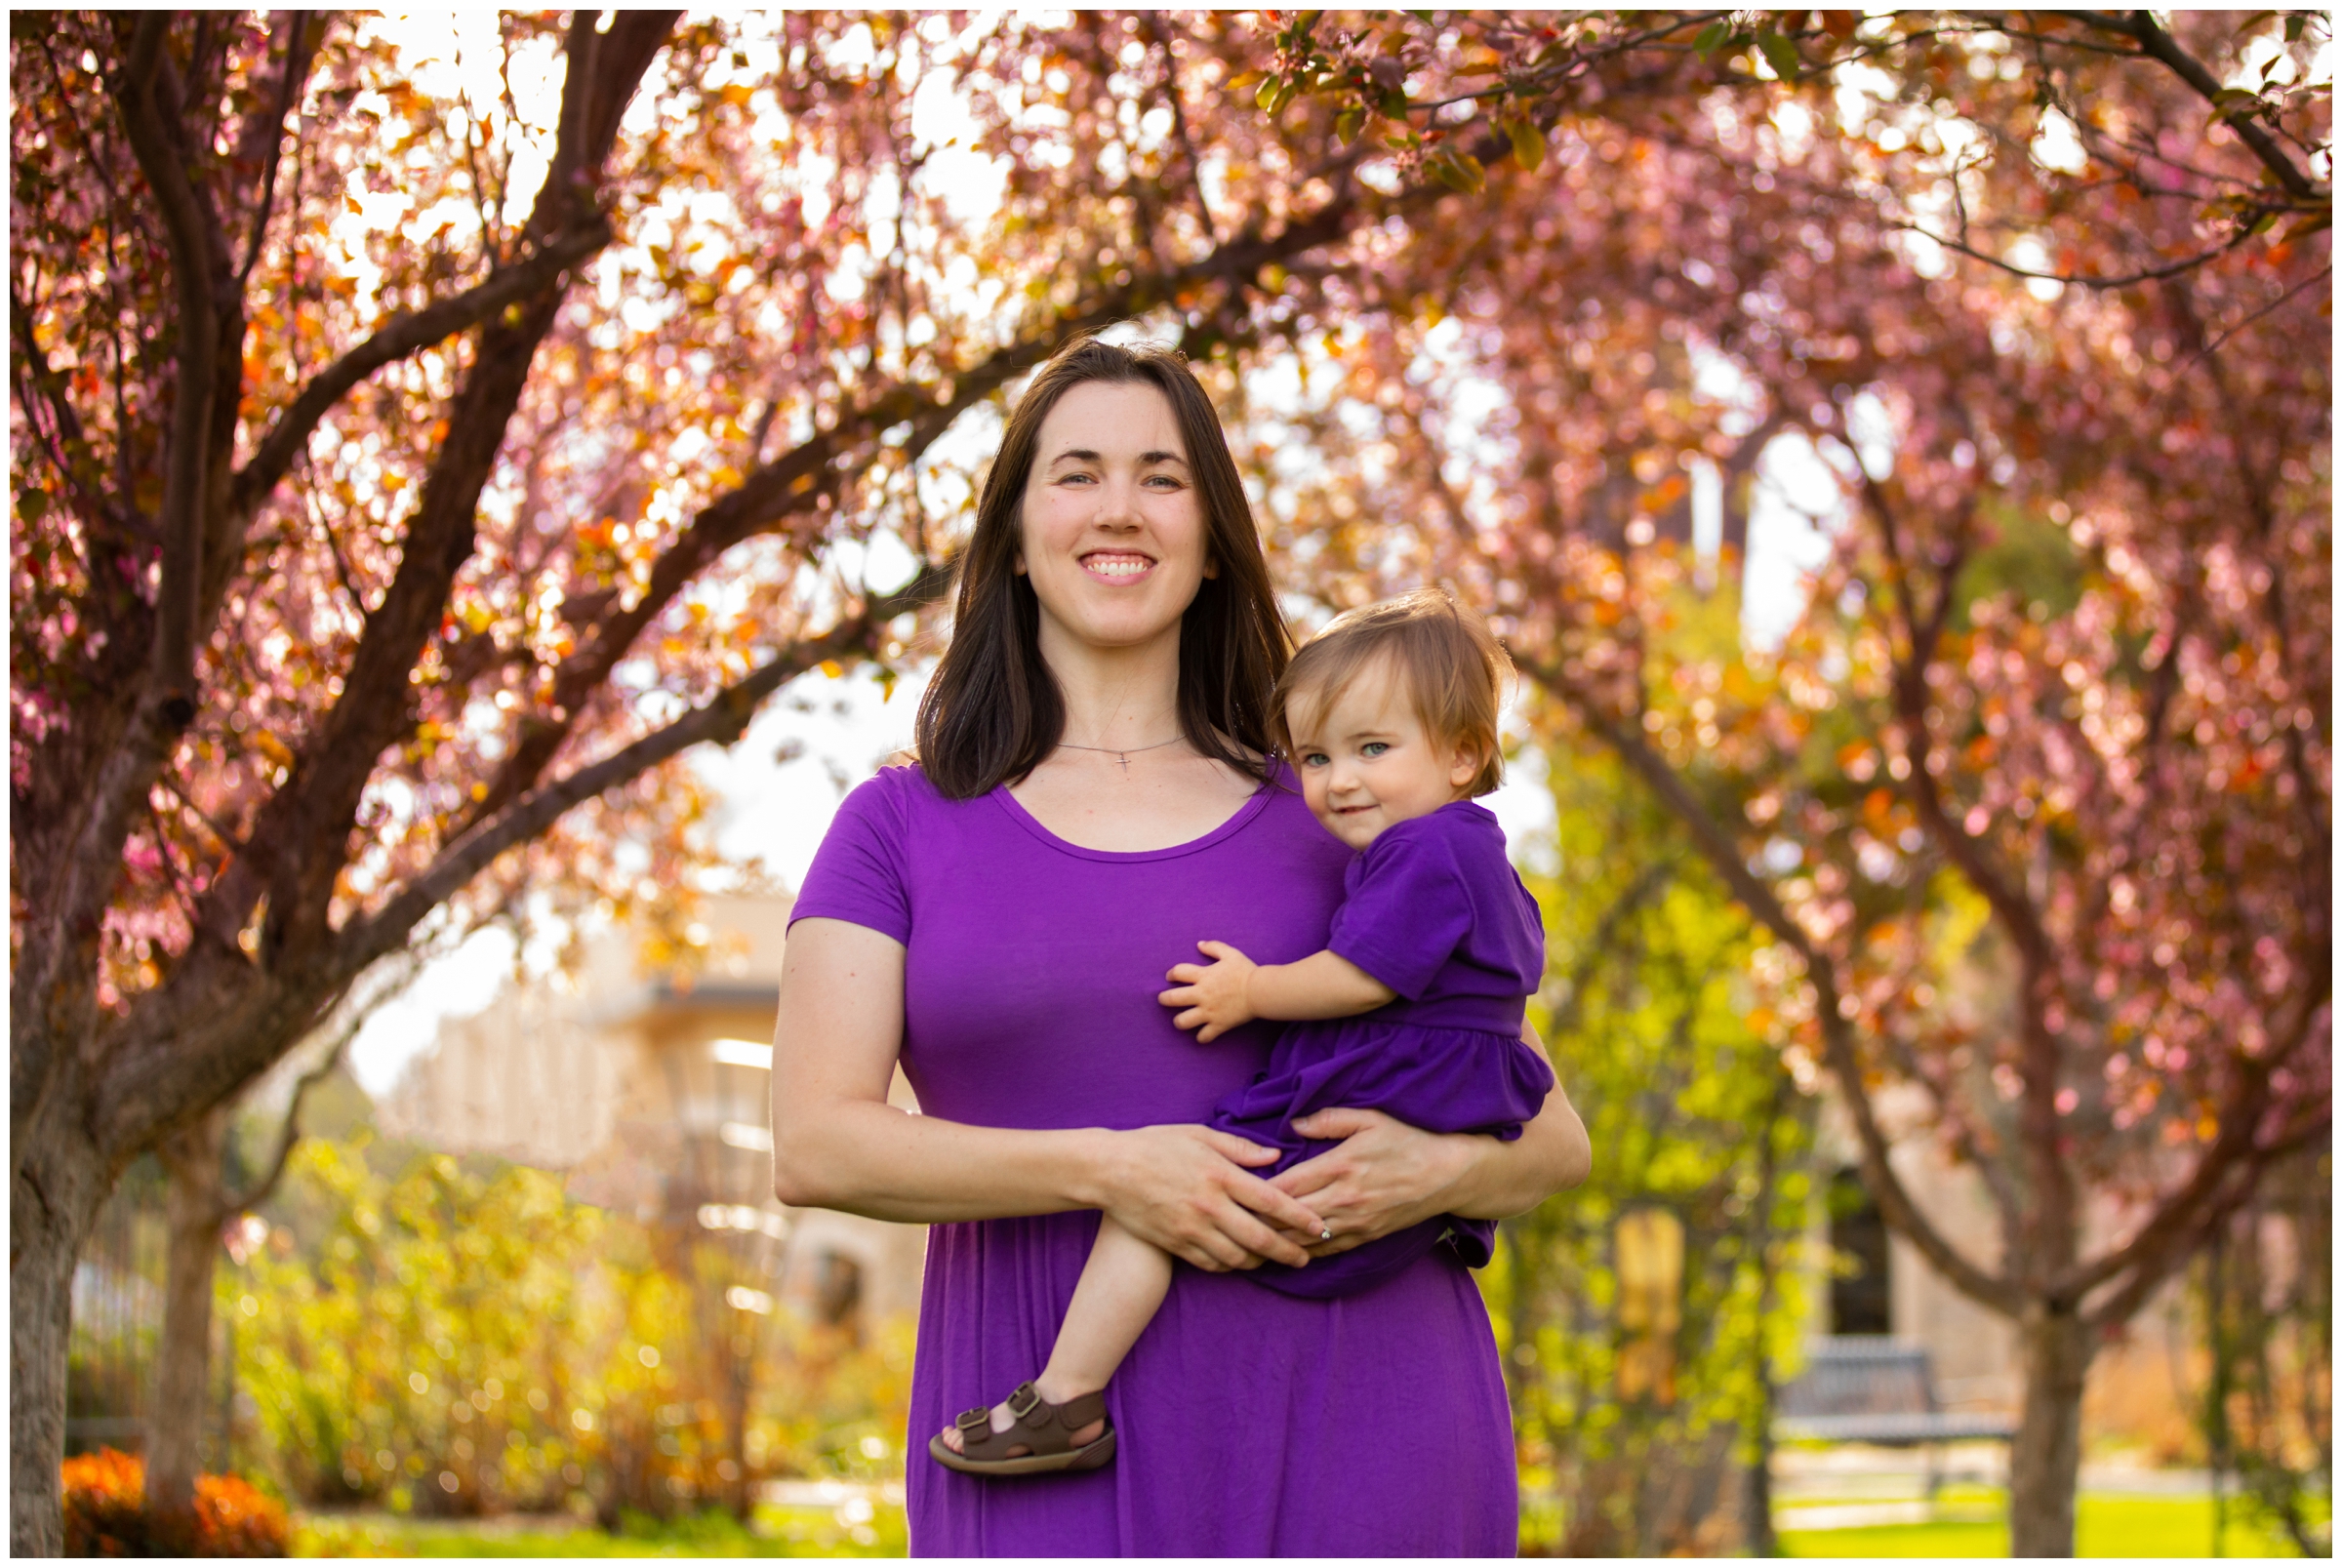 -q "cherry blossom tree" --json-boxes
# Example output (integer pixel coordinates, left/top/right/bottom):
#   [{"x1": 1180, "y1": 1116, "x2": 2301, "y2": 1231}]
[{"x1": 1237, "y1": 12, "x2": 2329, "y2": 1554}]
